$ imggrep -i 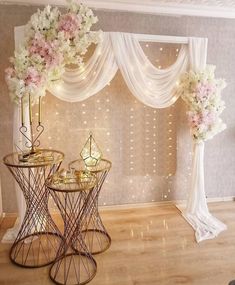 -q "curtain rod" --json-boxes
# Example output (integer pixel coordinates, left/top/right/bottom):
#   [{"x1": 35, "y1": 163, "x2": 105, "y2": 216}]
[{"x1": 135, "y1": 33, "x2": 189, "y2": 44}]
